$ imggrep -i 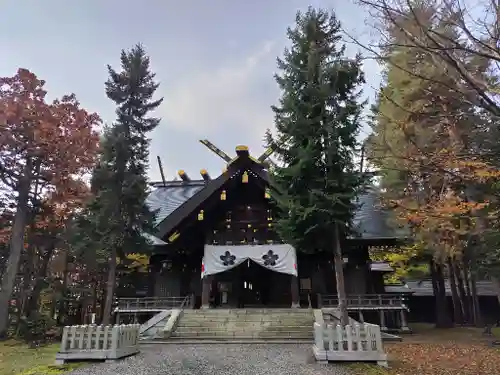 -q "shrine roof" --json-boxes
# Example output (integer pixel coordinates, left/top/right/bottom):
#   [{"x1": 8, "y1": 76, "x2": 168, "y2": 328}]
[
  {"x1": 146, "y1": 177, "x2": 401, "y2": 244},
  {"x1": 146, "y1": 180, "x2": 206, "y2": 225},
  {"x1": 145, "y1": 145, "x2": 401, "y2": 244},
  {"x1": 388, "y1": 279, "x2": 498, "y2": 297}
]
